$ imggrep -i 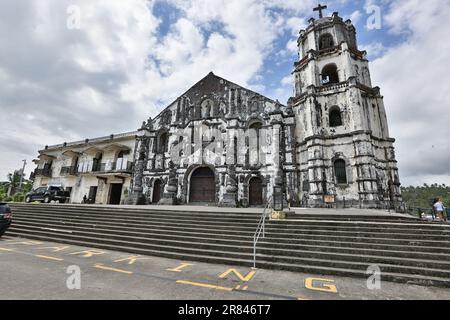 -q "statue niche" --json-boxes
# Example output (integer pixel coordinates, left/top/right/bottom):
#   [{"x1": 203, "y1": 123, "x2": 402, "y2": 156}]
[
  {"x1": 201, "y1": 99, "x2": 213, "y2": 119},
  {"x1": 250, "y1": 97, "x2": 259, "y2": 113}
]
